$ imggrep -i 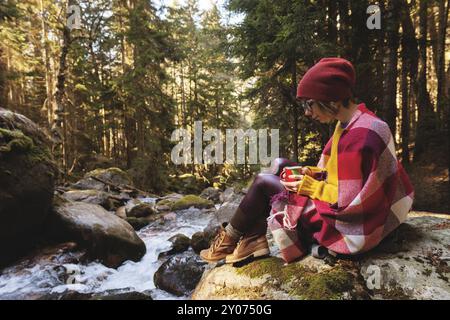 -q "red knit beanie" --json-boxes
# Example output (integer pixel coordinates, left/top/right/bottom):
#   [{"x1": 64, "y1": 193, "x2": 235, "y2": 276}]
[{"x1": 296, "y1": 57, "x2": 356, "y2": 102}]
